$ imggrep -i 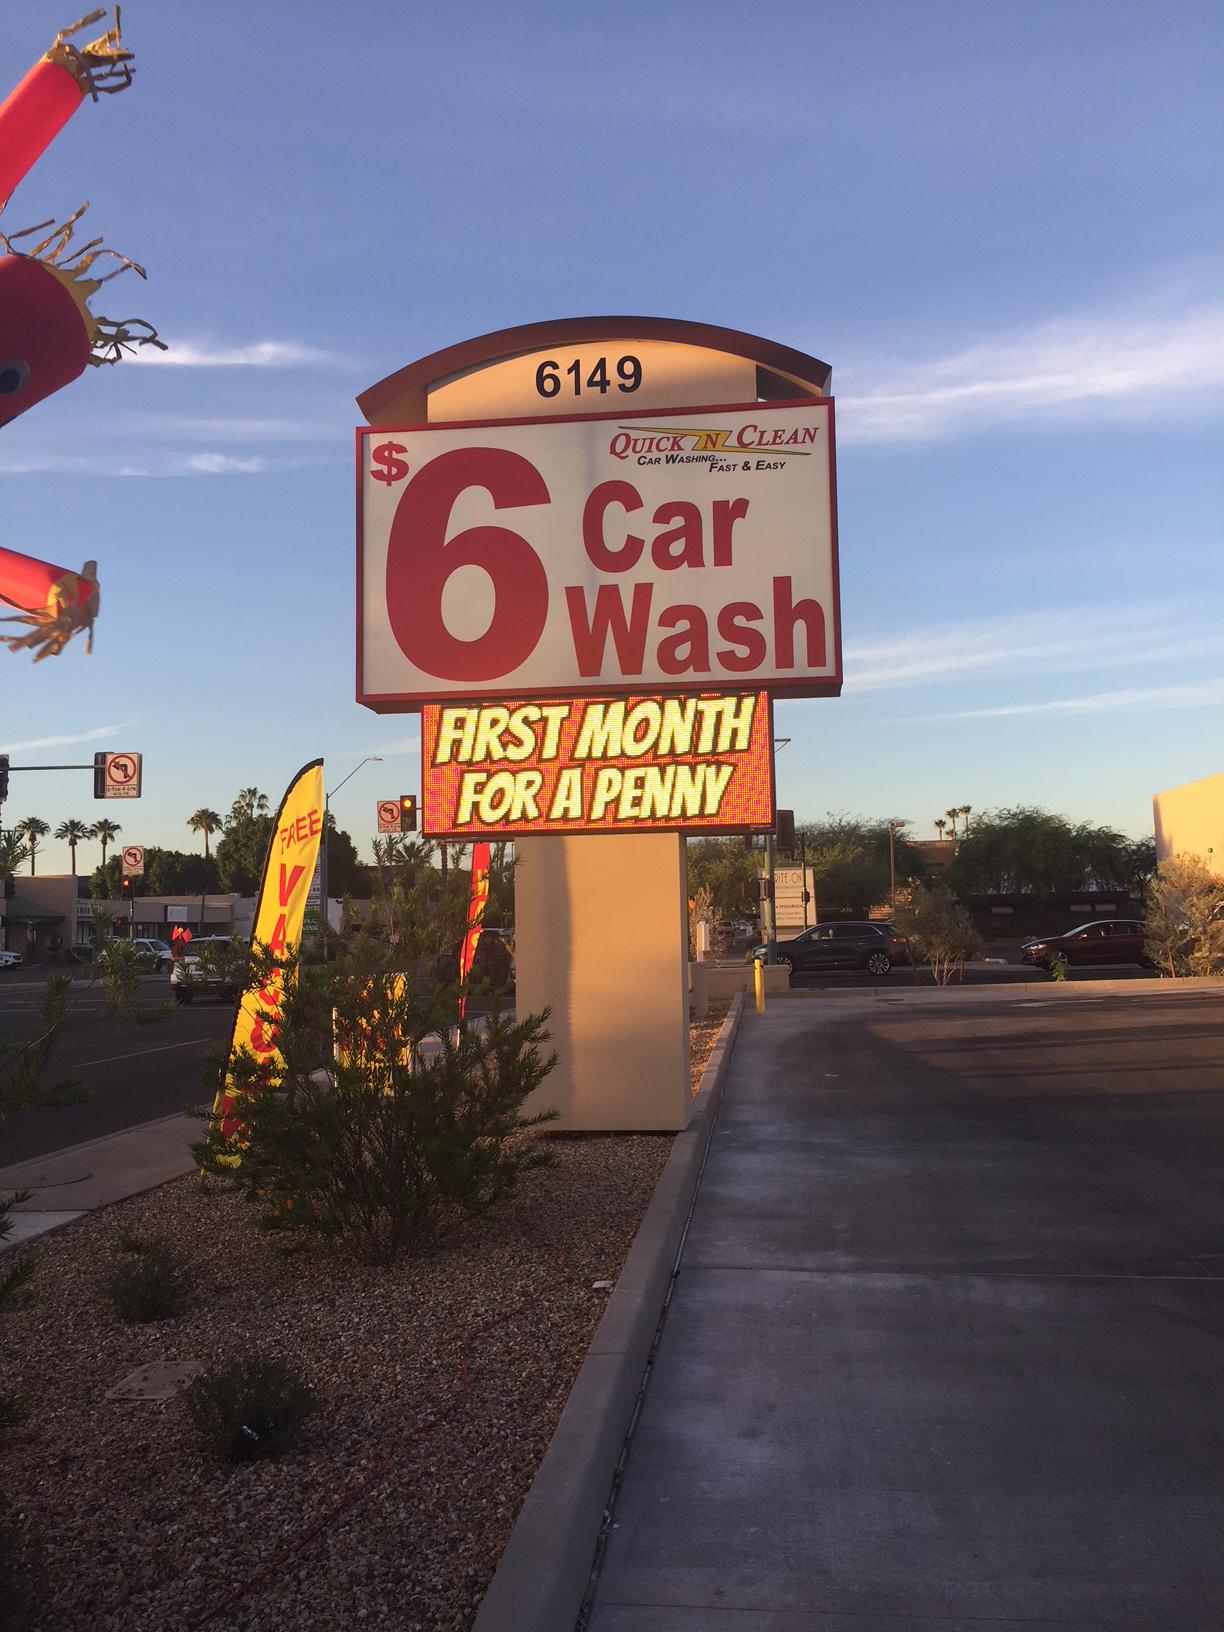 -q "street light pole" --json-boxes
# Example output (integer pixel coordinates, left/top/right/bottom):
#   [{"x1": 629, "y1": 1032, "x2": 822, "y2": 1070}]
[{"x1": 321, "y1": 755, "x2": 382, "y2": 962}]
